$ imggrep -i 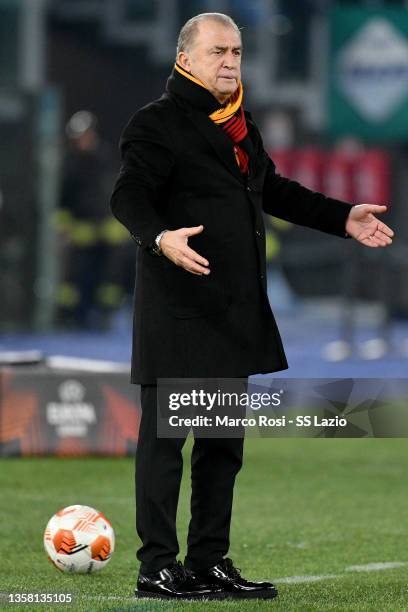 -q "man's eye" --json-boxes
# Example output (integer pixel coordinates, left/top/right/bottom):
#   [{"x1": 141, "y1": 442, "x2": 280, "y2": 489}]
[{"x1": 213, "y1": 50, "x2": 222, "y2": 55}]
